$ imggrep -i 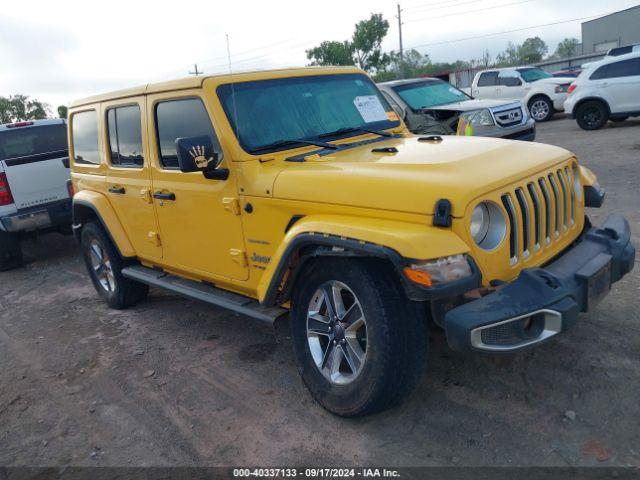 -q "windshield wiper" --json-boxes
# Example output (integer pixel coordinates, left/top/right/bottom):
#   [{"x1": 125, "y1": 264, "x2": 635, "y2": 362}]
[
  {"x1": 248, "y1": 138, "x2": 338, "y2": 154},
  {"x1": 318, "y1": 126, "x2": 392, "y2": 139}
]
